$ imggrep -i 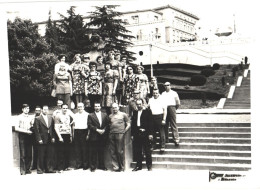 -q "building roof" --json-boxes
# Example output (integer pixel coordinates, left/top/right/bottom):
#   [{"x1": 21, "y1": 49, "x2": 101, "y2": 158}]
[
  {"x1": 154, "y1": 4, "x2": 199, "y2": 20},
  {"x1": 122, "y1": 9, "x2": 163, "y2": 15}
]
